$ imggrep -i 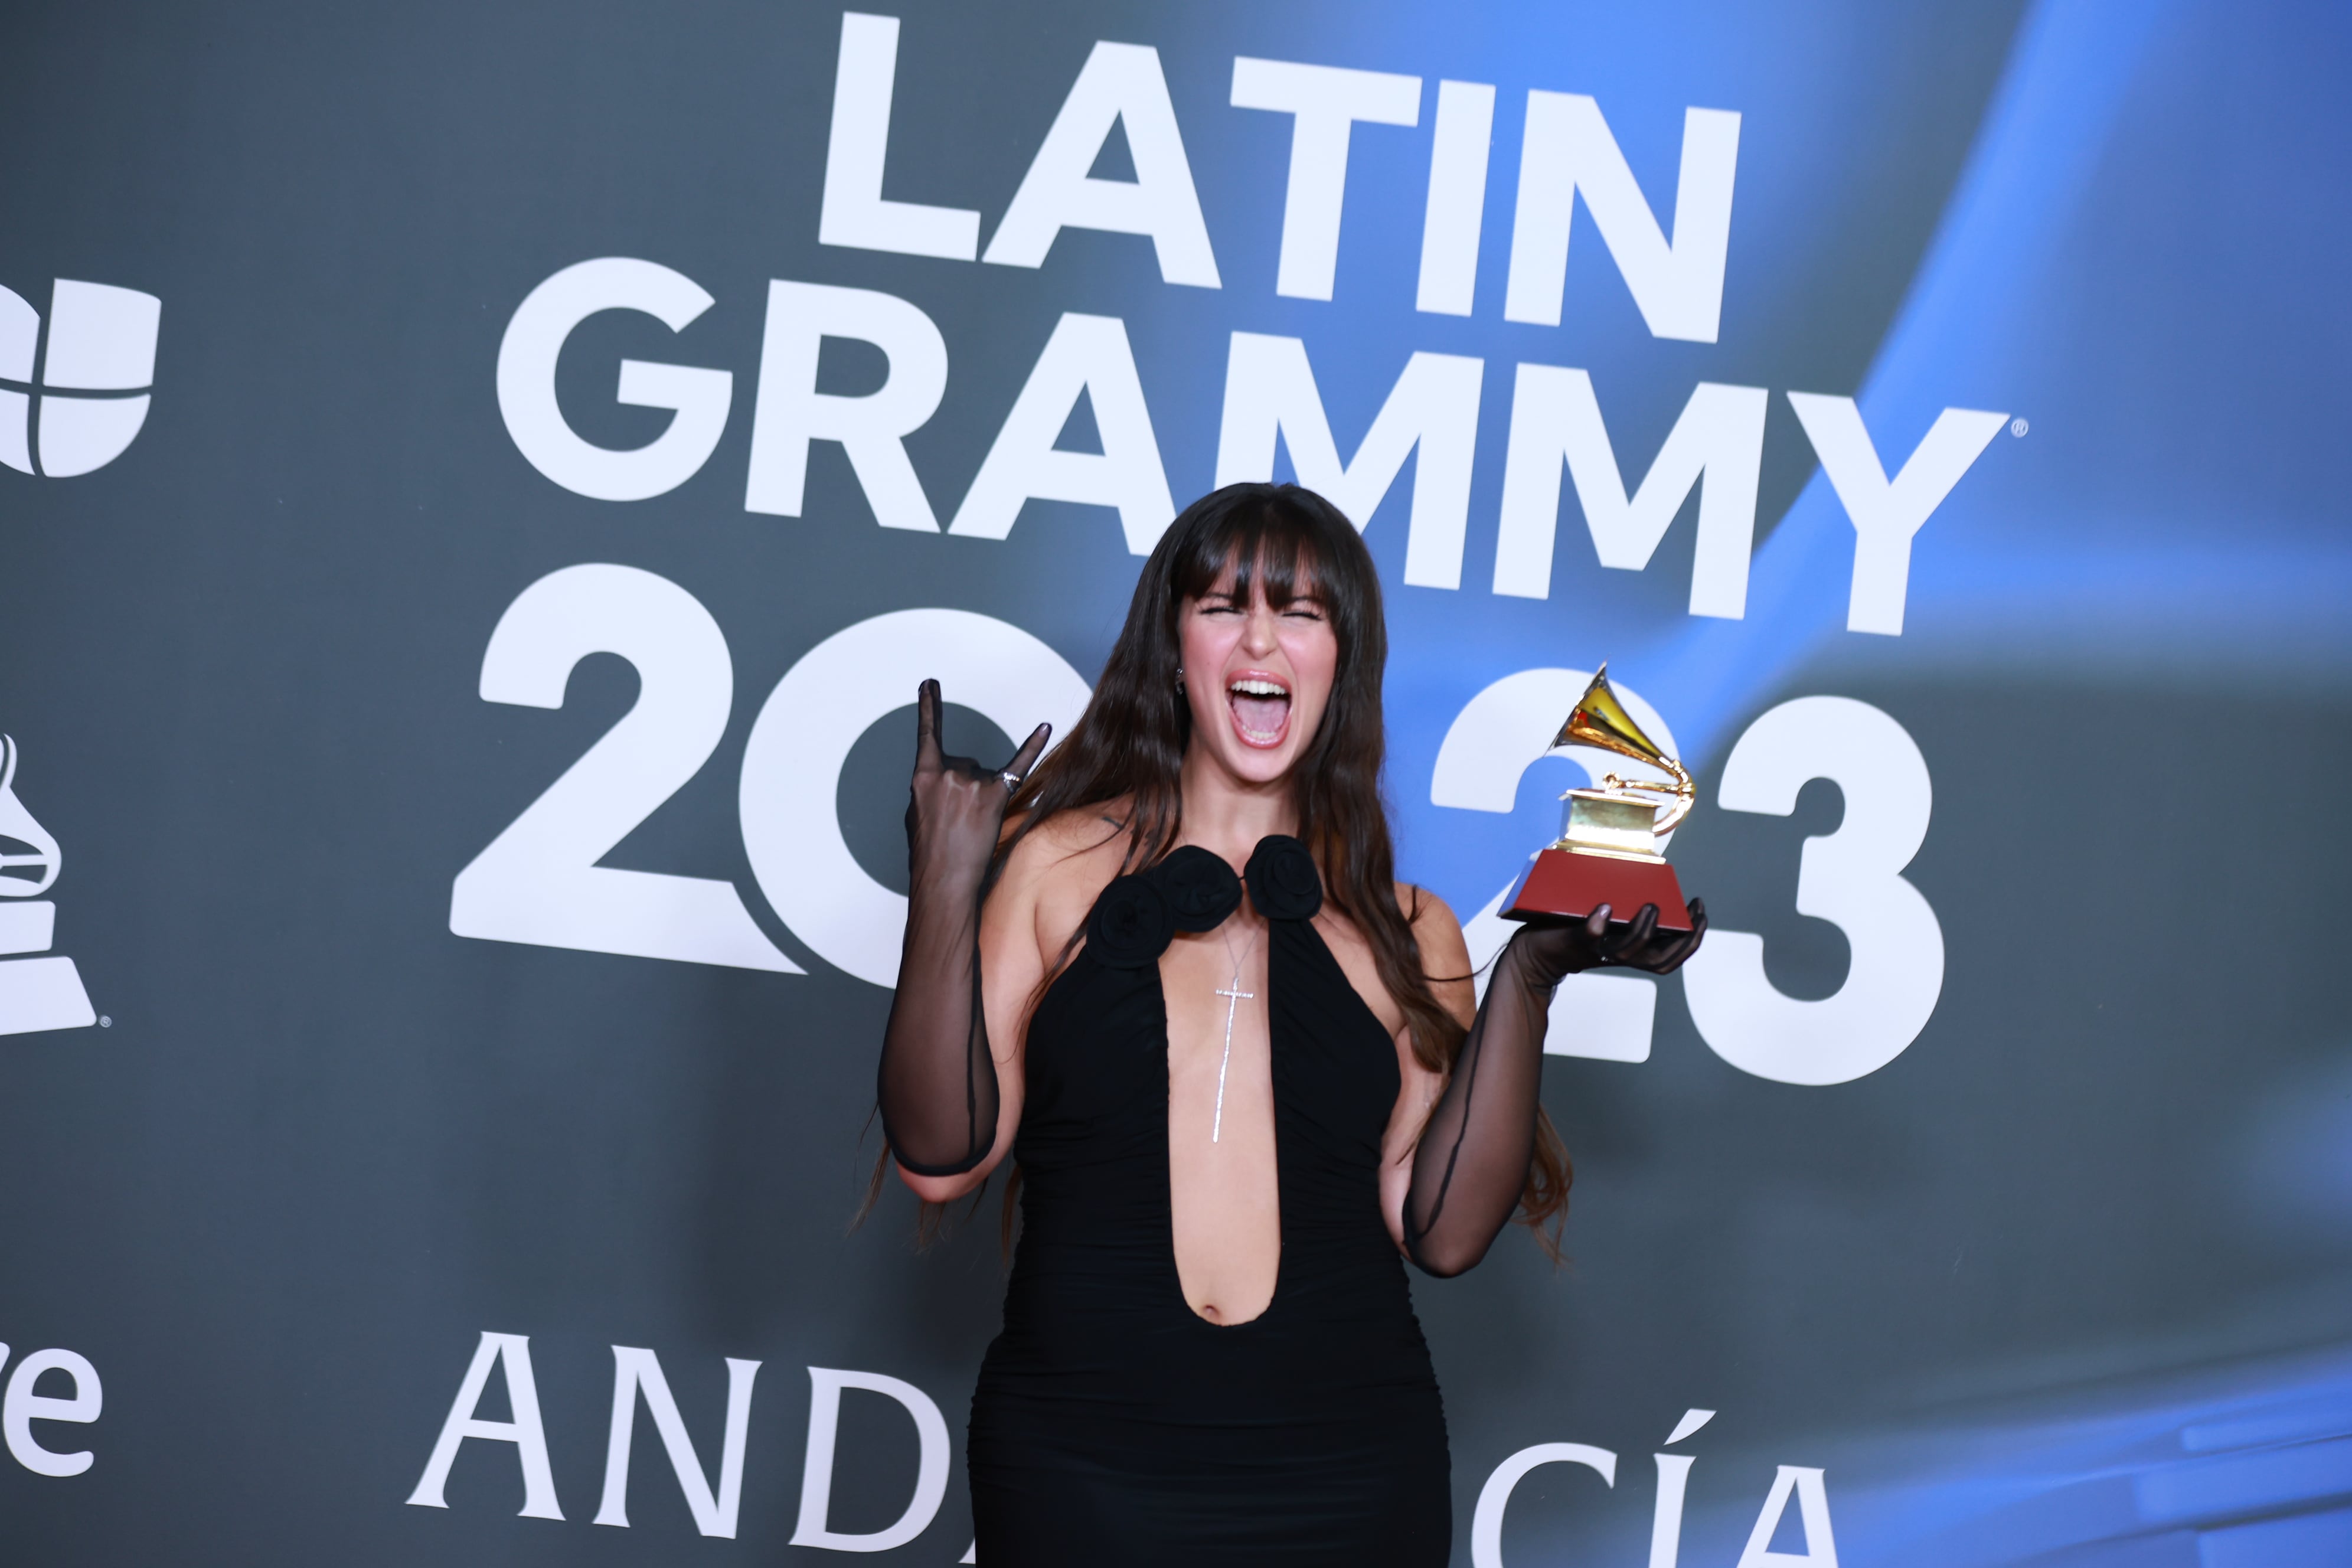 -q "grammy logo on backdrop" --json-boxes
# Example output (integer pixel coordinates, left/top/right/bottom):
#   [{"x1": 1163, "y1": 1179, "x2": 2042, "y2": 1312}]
[
  {"x1": 0, "y1": 736, "x2": 97, "y2": 1034},
  {"x1": 1502, "y1": 665, "x2": 1696, "y2": 932}
]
